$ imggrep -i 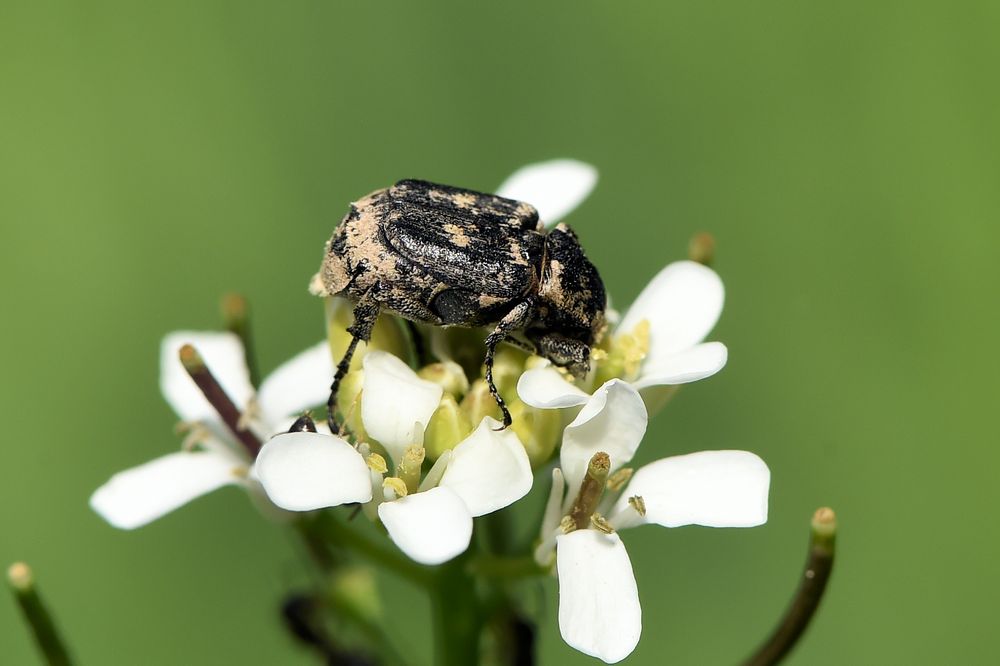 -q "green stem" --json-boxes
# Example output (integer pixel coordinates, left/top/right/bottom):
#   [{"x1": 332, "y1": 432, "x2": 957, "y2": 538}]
[
  {"x1": 467, "y1": 554, "x2": 548, "y2": 580},
  {"x1": 7, "y1": 563, "x2": 74, "y2": 666},
  {"x1": 743, "y1": 508, "x2": 837, "y2": 666},
  {"x1": 432, "y1": 554, "x2": 482, "y2": 666}
]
